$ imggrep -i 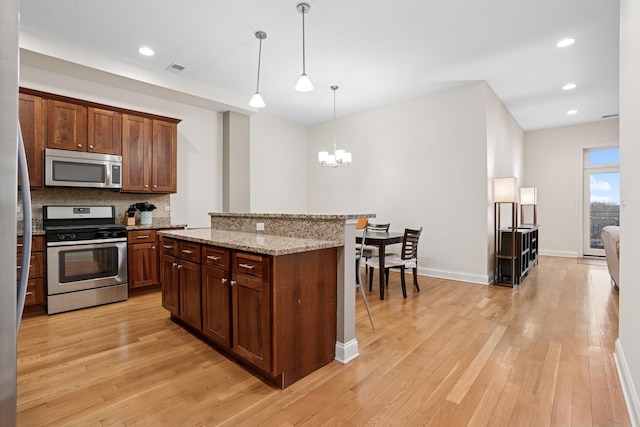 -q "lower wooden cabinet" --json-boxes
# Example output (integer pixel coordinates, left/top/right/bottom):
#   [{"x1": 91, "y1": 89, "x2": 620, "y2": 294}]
[
  {"x1": 127, "y1": 230, "x2": 159, "y2": 289},
  {"x1": 160, "y1": 236, "x2": 338, "y2": 388},
  {"x1": 16, "y1": 236, "x2": 46, "y2": 308}
]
